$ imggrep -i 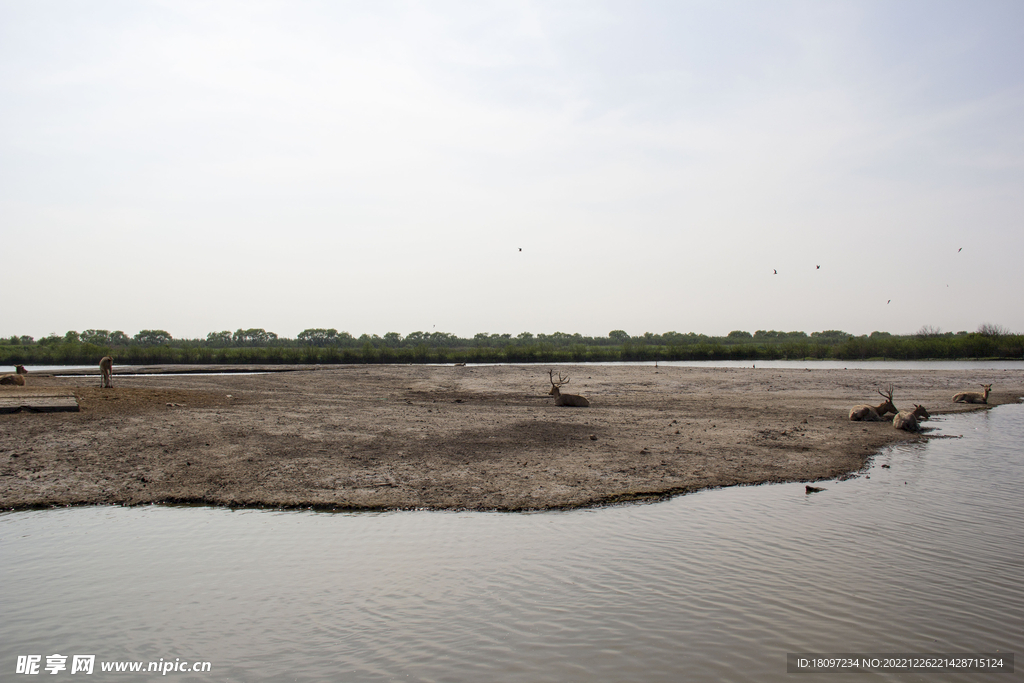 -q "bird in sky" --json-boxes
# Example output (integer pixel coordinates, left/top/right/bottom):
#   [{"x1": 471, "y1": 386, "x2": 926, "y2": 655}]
[
  {"x1": 816, "y1": 265, "x2": 820, "y2": 269},
  {"x1": 773, "y1": 269, "x2": 777, "y2": 274},
  {"x1": 887, "y1": 300, "x2": 891, "y2": 304},
  {"x1": 518, "y1": 248, "x2": 522, "y2": 252}
]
